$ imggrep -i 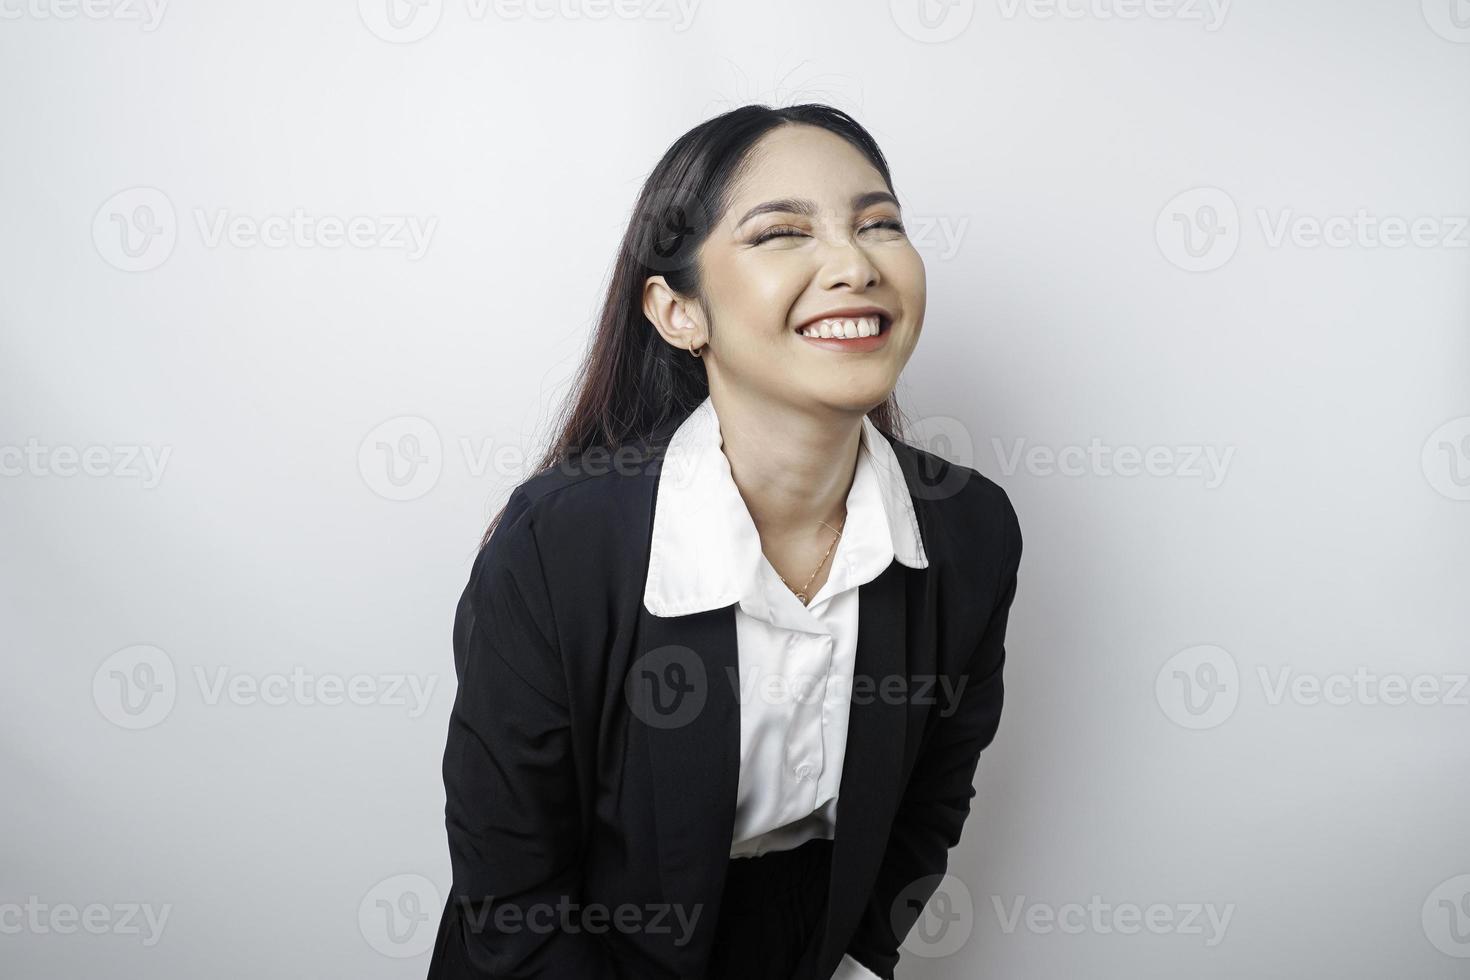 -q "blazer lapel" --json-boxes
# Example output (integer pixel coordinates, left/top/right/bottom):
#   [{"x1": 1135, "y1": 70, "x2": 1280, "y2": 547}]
[
  {"x1": 810, "y1": 558, "x2": 911, "y2": 976},
  {"x1": 637, "y1": 572, "x2": 910, "y2": 979},
  {"x1": 632, "y1": 418, "x2": 914, "y2": 978},
  {"x1": 636, "y1": 599, "x2": 741, "y2": 976}
]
